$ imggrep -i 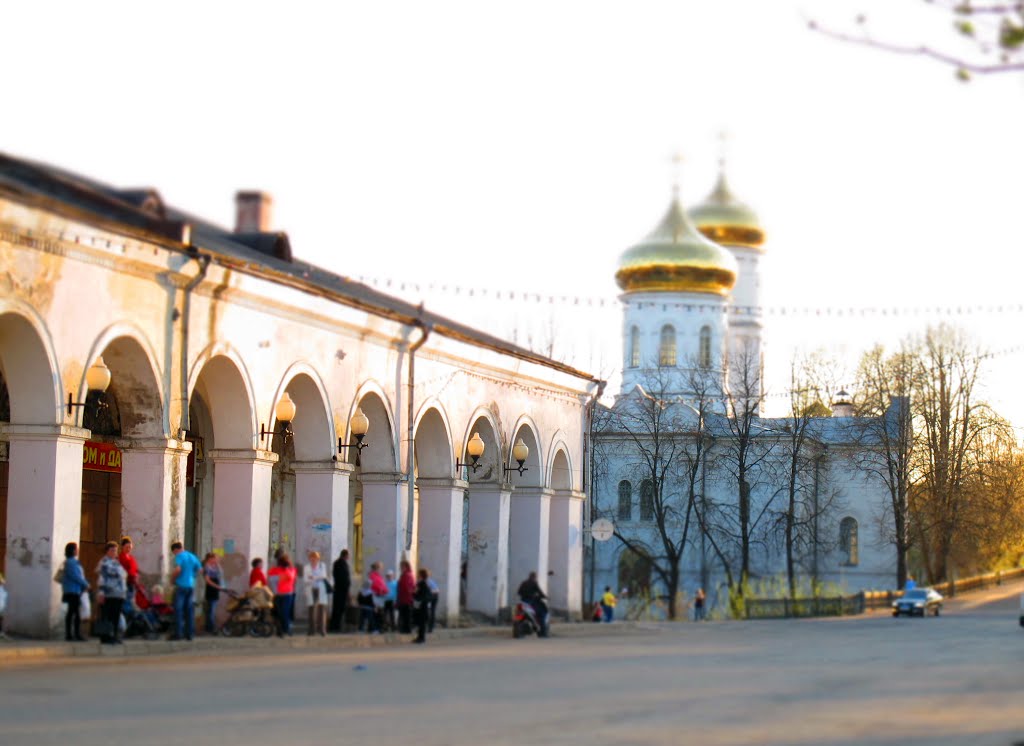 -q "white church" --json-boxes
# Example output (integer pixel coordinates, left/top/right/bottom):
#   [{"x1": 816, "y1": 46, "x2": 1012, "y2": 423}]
[{"x1": 587, "y1": 169, "x2": 899, "y2": 616}]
